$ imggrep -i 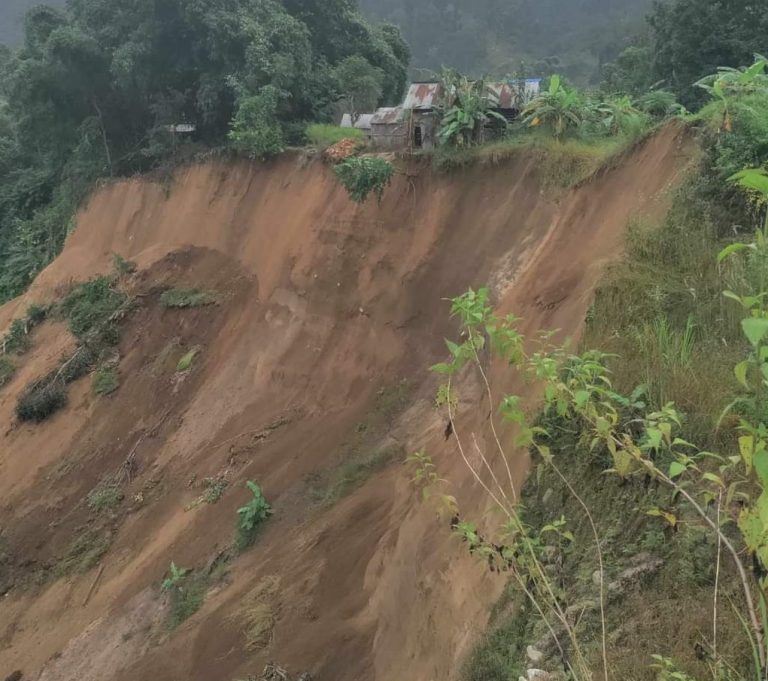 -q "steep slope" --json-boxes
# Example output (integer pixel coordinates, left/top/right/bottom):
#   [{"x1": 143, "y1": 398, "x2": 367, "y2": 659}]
[{"x1": 0, "y1": 125, "x2": 693, "y2": 681}]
